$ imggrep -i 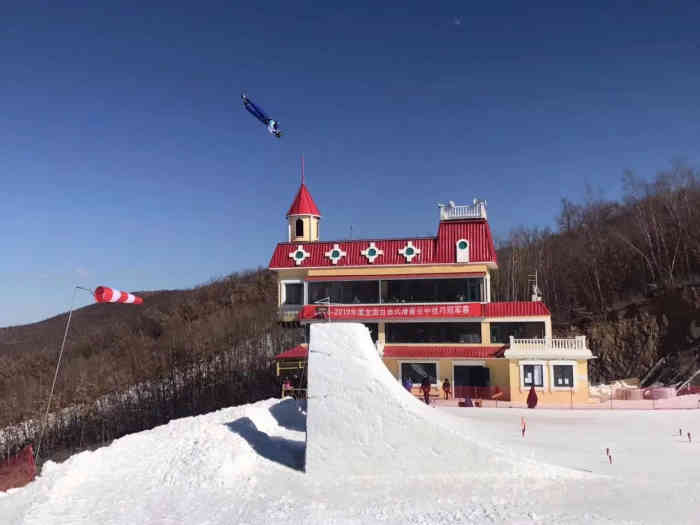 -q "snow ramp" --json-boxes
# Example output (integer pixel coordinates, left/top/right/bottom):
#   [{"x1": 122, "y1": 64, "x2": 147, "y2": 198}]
[{"x1": 306, "y1": 323, "x2": 572, "y2": 479}]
